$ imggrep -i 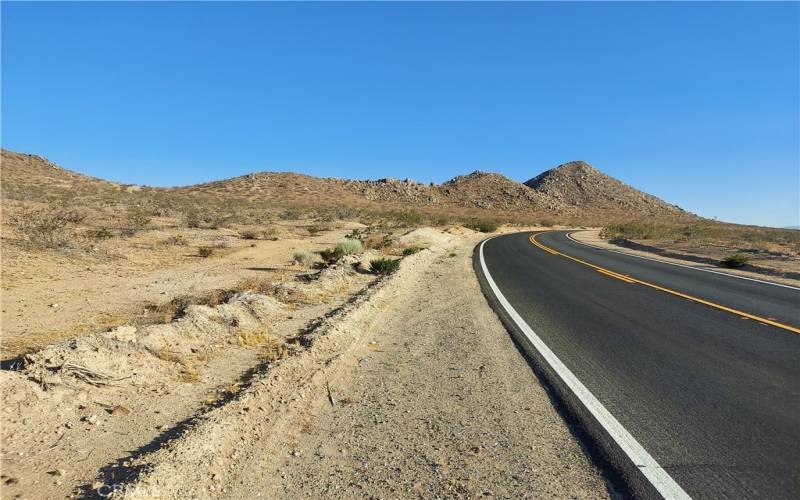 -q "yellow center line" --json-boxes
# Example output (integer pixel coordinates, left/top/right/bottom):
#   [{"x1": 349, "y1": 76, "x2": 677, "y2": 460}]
[
  {"x1": 529, "y1": 232, "x2": 800, "y2": 335},
  {"x1": 596, "y1": 268, "x2": 635, "y2": 283}
]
